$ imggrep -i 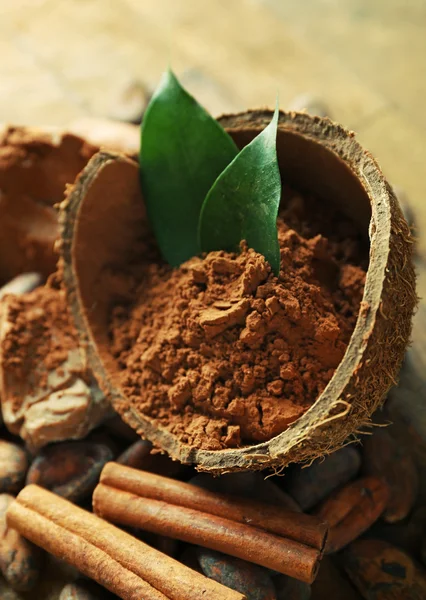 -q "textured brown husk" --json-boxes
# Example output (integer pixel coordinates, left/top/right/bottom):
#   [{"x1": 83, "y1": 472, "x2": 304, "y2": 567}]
[
  {"x1": 0, "y1": 125, "x2": 97, "y2": 284},
  {"x1": 59, "y1": 110, "x2": 416, "y2": 473}
]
